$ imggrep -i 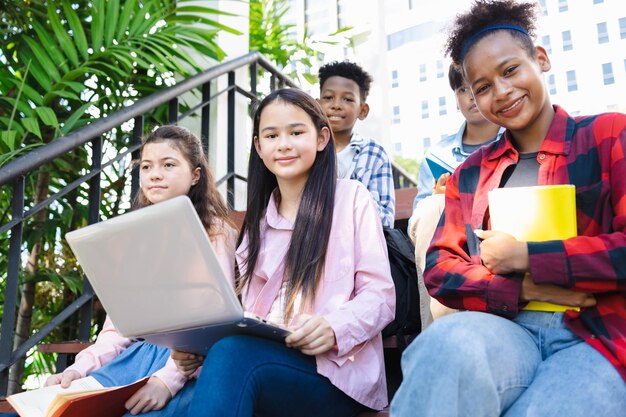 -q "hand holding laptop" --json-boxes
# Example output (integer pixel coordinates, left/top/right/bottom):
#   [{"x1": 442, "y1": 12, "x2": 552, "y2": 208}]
[
  {"x1": 285, "y1": 314, "x2": 337, "y2": 356},
  {"x1": 171, "y1": 350, "x2": 204, "y2": 377}
]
